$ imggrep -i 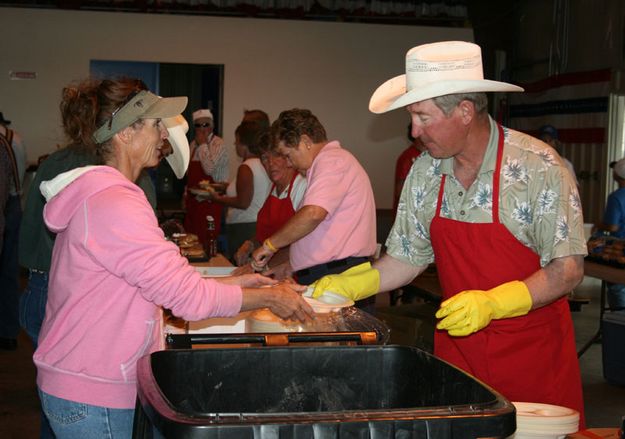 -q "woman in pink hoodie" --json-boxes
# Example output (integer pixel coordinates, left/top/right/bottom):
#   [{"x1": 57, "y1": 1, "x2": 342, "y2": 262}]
[{"x1": 33, "y1": 78, "x2": 313, "y2": 438}]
